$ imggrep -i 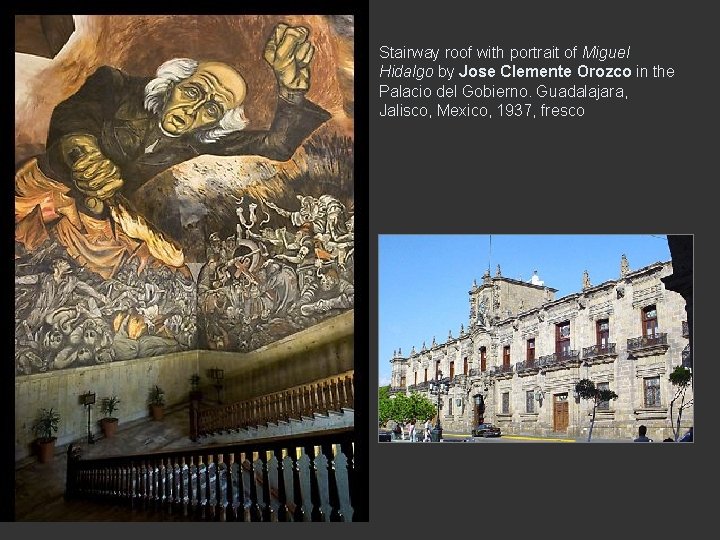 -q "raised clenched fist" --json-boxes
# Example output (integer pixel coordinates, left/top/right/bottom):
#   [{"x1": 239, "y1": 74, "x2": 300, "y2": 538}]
[{"x1": 264, "y1": 23, "x2": 315, "y2": 93}]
